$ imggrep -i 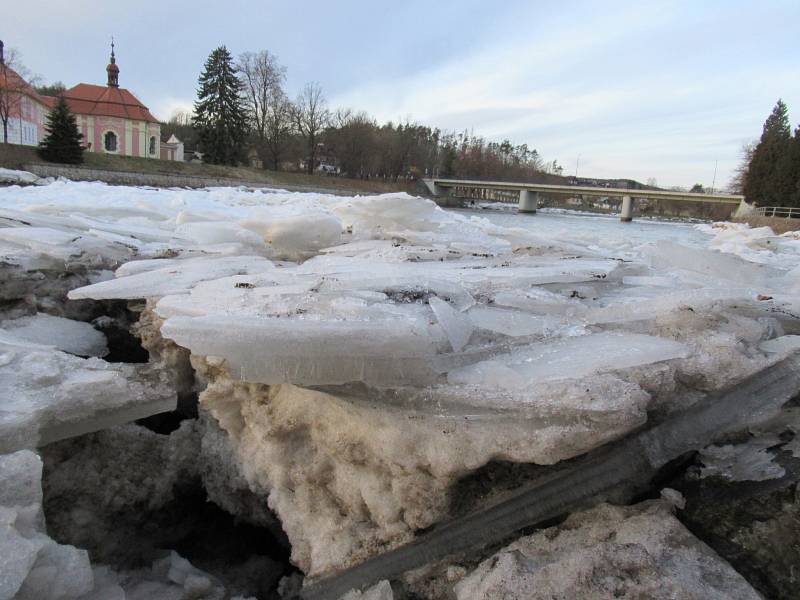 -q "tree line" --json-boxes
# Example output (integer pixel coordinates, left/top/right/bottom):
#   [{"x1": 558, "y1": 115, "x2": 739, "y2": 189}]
[
  {"x1": 734, "y1": 99, "x2": 800, "y2": 207},
  {"x1": 175, "y1": 46, "x2": 562, "y2": 182}
]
